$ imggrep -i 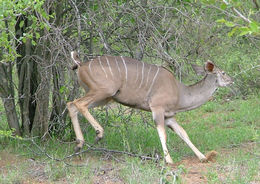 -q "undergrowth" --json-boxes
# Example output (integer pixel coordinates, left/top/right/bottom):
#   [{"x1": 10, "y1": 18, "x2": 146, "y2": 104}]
[{"x1": 0, "y1": 96, "x2": 259, "y2": 183}]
